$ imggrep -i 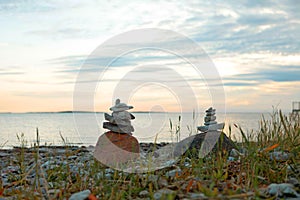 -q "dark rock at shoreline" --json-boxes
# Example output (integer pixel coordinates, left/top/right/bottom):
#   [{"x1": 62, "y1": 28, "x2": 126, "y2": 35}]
[{"x1": 174, "y1": 131, "x2": 236, "y2": 158}]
